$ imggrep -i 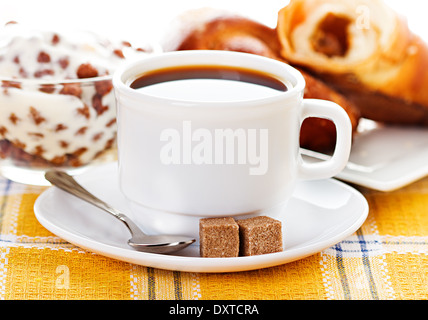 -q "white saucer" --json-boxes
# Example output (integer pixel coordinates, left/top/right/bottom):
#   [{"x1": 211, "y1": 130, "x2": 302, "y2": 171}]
[
  {"x1": 338, "y1": 120, "x2": 428, "y2": 191},
  {"x1": 304, "y1": 119, "x2": 428, "y2": 192},
  {"x1": 34, "y1": 163, "x2": 368, "y2": 273}
]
